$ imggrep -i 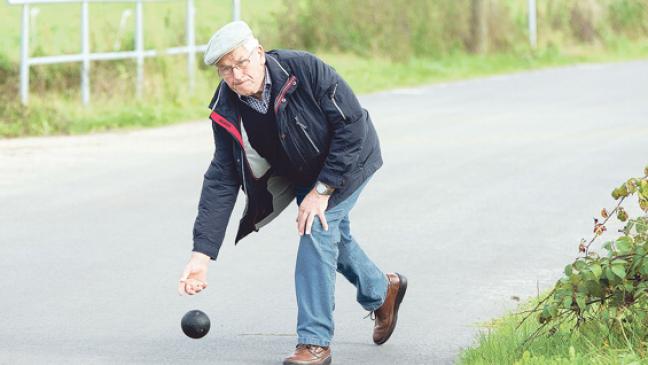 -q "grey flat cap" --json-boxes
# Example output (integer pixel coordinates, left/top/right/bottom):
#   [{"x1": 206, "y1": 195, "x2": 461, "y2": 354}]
[{"x1": 203, "y1": 21, "x2": 254, "y2": 66}]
